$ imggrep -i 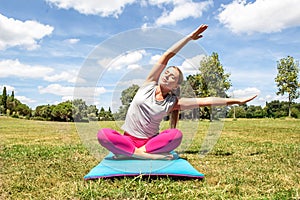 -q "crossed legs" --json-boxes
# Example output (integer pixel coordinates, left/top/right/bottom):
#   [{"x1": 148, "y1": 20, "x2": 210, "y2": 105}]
[{"x1": 97, "y1": 128, "x2": 182, "y2": 160}]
